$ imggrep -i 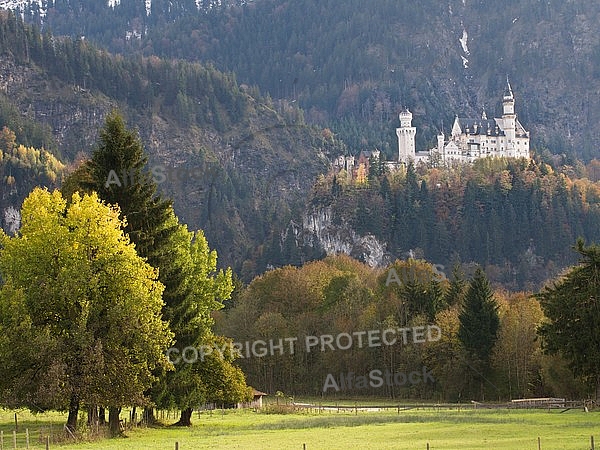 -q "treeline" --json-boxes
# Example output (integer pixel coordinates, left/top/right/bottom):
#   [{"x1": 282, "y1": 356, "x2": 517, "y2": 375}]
[
  {"x1": 309, "y1": 157, "x2": 600, "y2": 291},
  {"x1": 0, "y1": 126, "x2": 64, "y2": 186},
  {"x1": 0, "y1": 10, "x2": 248, "y2": 132},
  {"x1": 0, "y1": 93, "x2": 57, "y2": 153},
  {"x1": 215, "y1": 255, "x2": 588, "y2": 401}
]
